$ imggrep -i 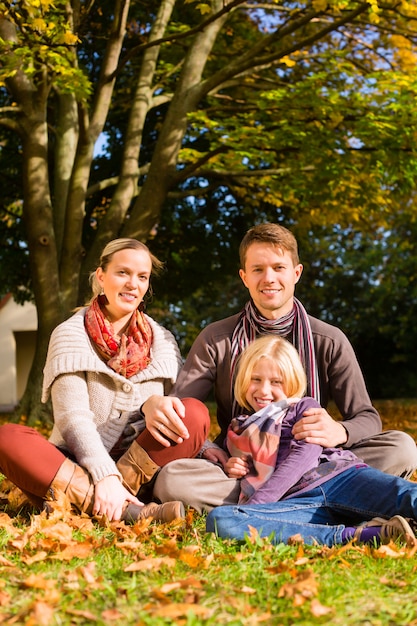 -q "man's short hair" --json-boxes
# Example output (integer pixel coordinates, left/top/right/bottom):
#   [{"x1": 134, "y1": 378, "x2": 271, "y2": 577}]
[{"x1": 239, "y1": 223, "x2": 300, "y2": 269}]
